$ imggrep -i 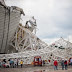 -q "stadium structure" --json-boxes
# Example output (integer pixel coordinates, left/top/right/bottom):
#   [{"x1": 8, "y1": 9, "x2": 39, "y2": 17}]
[{"x1": 0, "y1": 0, "x2": 72, "y2": 65}]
